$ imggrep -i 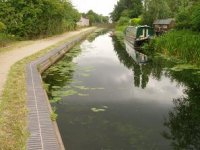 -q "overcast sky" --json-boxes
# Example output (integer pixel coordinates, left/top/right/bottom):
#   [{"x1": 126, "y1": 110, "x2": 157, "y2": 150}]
[{"x1": 71, "y1": 0, "x2": 118, "y2": 16}]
